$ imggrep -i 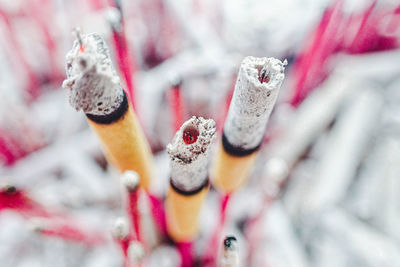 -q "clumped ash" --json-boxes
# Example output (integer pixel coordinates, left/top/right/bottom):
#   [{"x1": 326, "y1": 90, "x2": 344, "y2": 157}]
[
  {"x1": 167, "y1": 116, "x2": 216, "y2": 192},
  {"x1": 62, "y1": 33, "x2": 124, "y2": 116},
  {"x1": 224, "y1": 56, "x2": 287, "y2": 150}
]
